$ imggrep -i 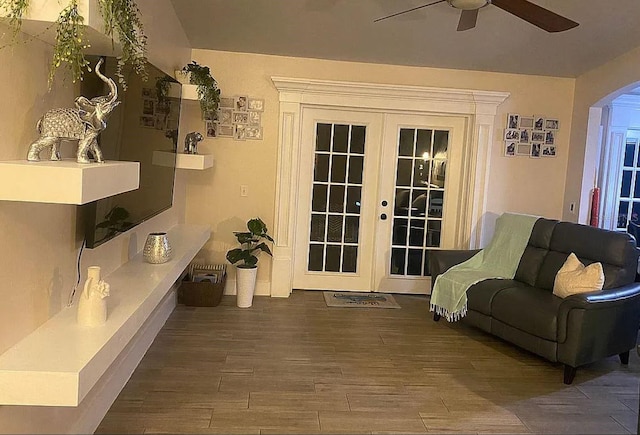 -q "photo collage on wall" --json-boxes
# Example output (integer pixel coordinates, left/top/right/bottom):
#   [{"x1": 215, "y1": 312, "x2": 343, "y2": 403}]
[
  {"x1": 205, "y1": 95, "x2": 264, "y2": 140},
  {"x1": 139, "y1": 88, "x2": 179, "y2": 131},
  {"x1": 504, "y1": 113, "x2": 558, "y2": 158}
]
